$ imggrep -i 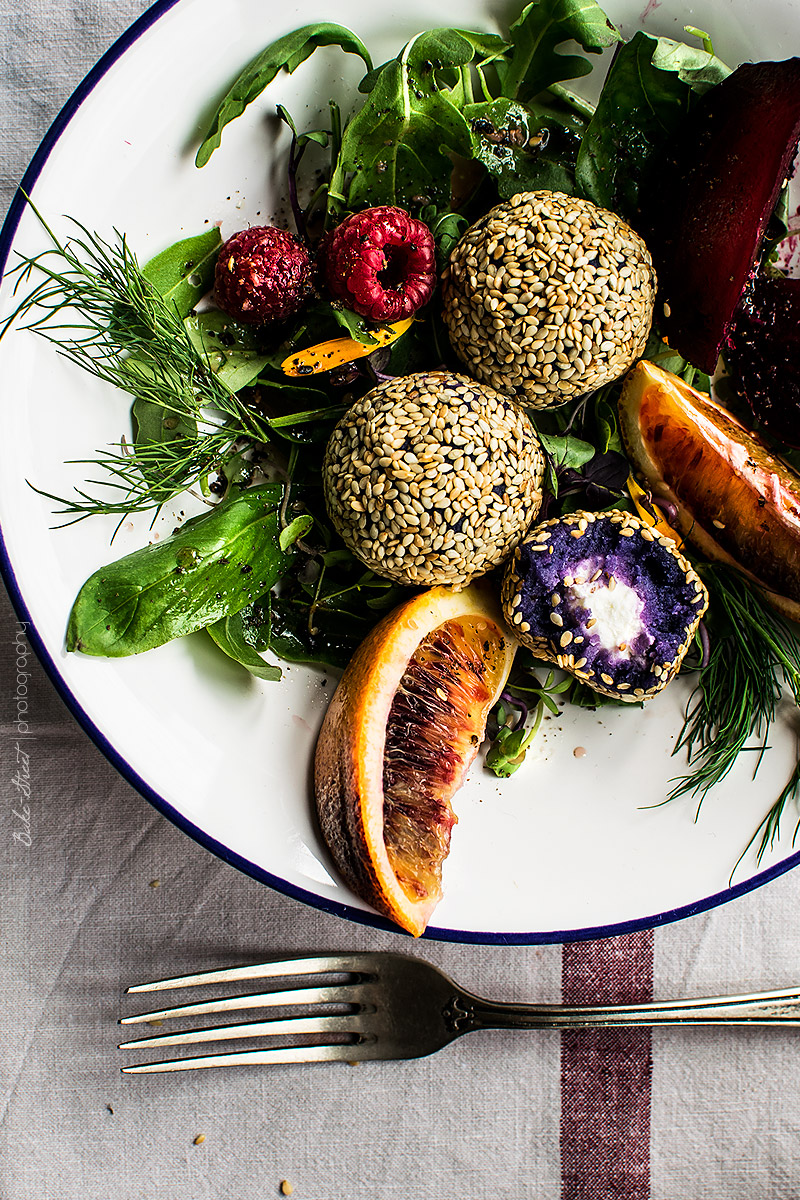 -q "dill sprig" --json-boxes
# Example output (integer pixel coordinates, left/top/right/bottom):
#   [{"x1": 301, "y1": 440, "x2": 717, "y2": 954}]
[
  {"x1": 1, "y1": 210, "x2": 268, "y2": 516},
  {"x1": 671, "y1": 564, "x2": 800, "y2": 861},
  {"x1": 739, "y1": 756, "x2": 800, "y2": 868}
]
